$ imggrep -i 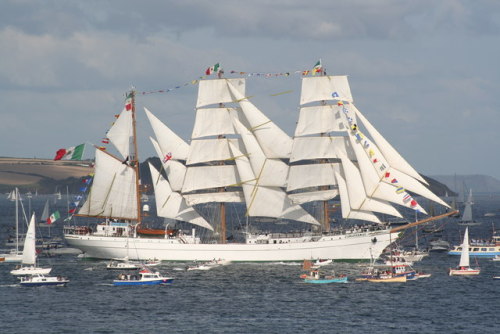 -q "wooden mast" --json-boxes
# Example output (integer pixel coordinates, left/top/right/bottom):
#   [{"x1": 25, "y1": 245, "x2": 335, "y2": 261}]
[{"x1": 130, "y1": 90, "x2": 142, "y2": 226}]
